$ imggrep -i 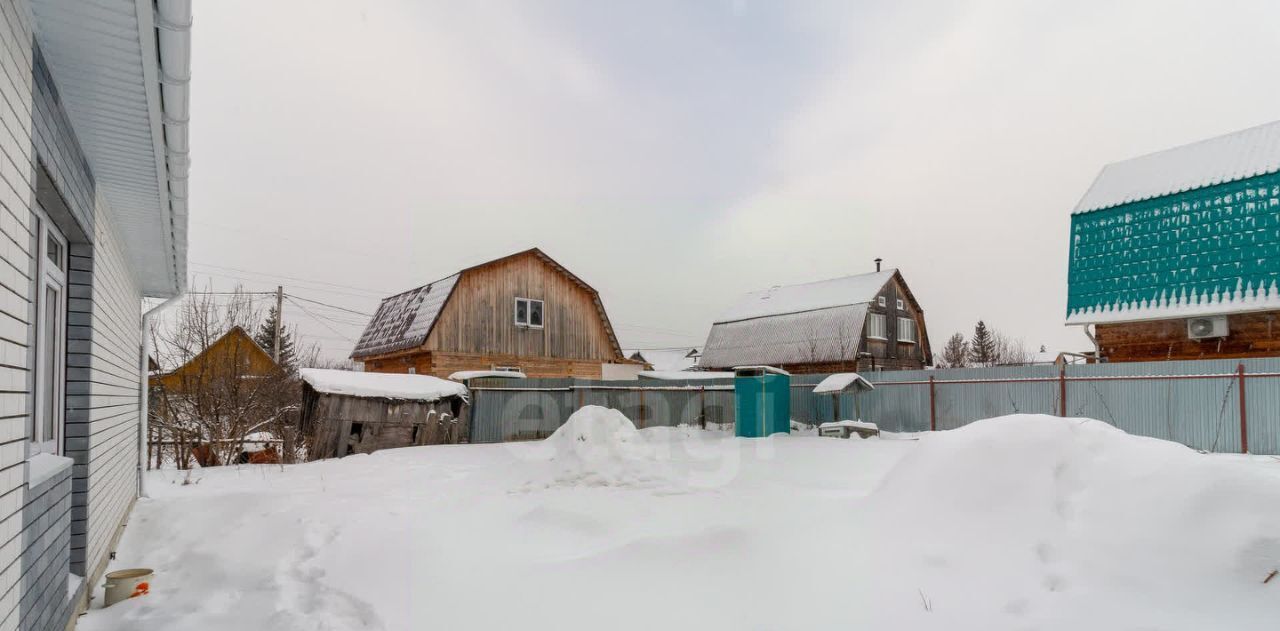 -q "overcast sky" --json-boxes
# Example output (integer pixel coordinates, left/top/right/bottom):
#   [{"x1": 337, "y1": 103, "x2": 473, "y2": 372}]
[{"x1": 186, "y1": 0, "x2": 1280, "y2": 362}]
